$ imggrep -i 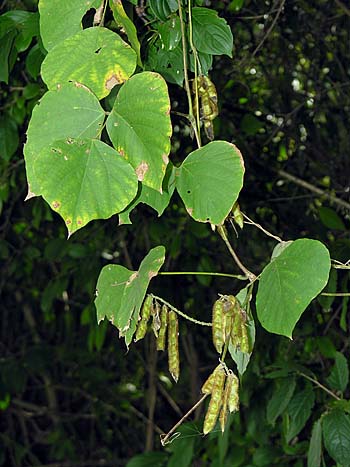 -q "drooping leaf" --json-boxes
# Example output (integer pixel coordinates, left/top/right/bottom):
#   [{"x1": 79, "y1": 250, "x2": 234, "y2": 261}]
[
  {"x1": 192, "y1": 7, "x2": 233, "y2": 57},
  {"x1": 256, "y1": 239, "x2": 331, "y2": 338},
  {"x1": 39, "y1": 0, "x2": 102, "y2": 51},
  {"x1": 327, "y1": 351, "x2": 349, "y2": 392},
  {"x1": 0, "y1": 115, "x2": 18, "y2": 161},
  {"x1": 32, "y1": 139, "x2": 138, "y2": 235},
  {"x1": 109, "y1": 0, "x2": 142, "y2": 66},
  {"x1": 95, "y1": 246, "x2": 165, "y2": 347},
  {"x1": 118, "y1": 163, "x2": 176, "y2": 225},
  {"x1": 149, "y1": 0, "x2": 178, "y2": 21},
  {"x1": 176, "y1": 141, "x2": 245, "y2": 225},
  {"x1": 41, "y1": 27, "x2": 137, "y2": 99},
  {"x1": 267, "y1": 377, "x2": 296, "y2": 426},
  {"x1": 307, "y1": 419, "x2": 322, "y2": 467},
  {"x1": 323, "y1": 410, "x2": 350, "y2": 465},
  {"x1": 106, "y1": 71, "x2": 172, "y2": 192},
  {"x1": 24, "y1": 82, "x2": 105, "y2": 196},
  {"x1": 285, "y1": 386, "x2": 315, "y2": 443}
]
